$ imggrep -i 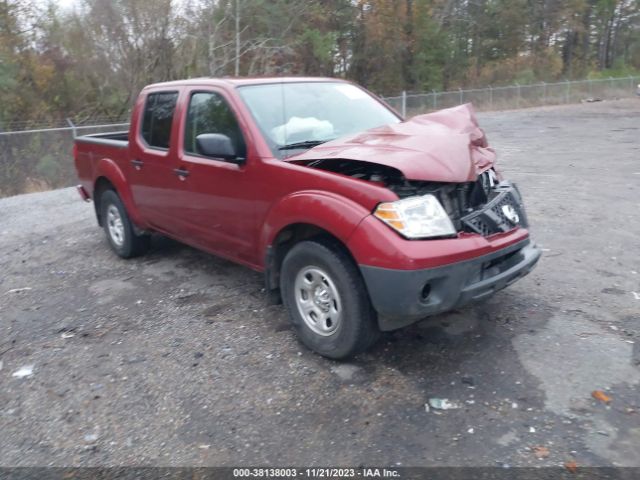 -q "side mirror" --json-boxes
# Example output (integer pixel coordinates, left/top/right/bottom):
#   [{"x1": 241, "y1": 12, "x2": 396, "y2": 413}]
[{"x1": 195, "y1": 133, "x2": 240, "y2": 162}]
